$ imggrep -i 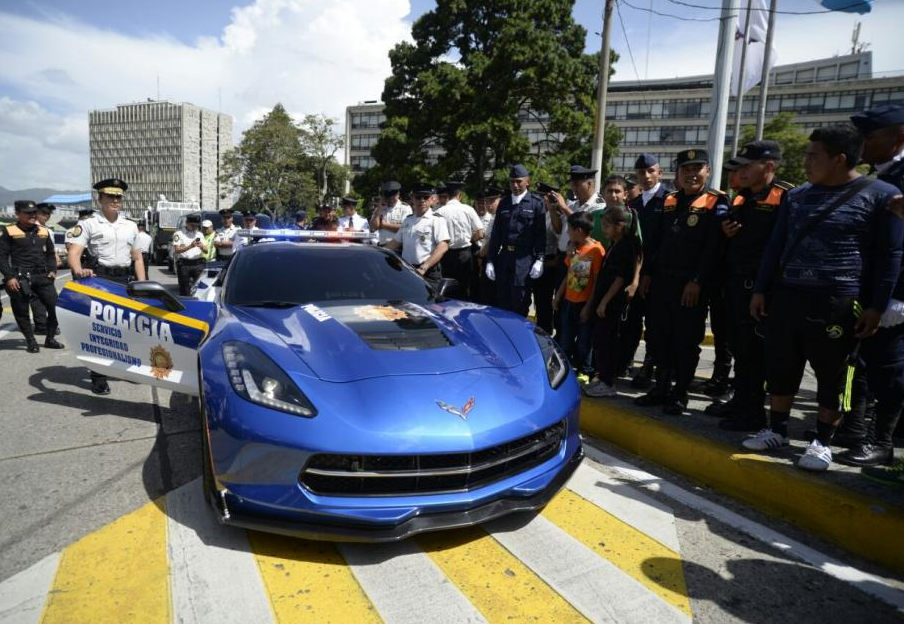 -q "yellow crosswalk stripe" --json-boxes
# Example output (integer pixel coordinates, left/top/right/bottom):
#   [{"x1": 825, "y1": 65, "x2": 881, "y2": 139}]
[
  {"x1": 418, "y1": 525, "x2": 589, "y2": 624},
  {"x1": 542, "y1": 489, "x2": 692, "y2": 618},
  {"x1": 249, "y1": 532, "x2": 382, "y2": 624},
  {"x1": 41, "y1": 499, "x2": 170, "y2": 624}
]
